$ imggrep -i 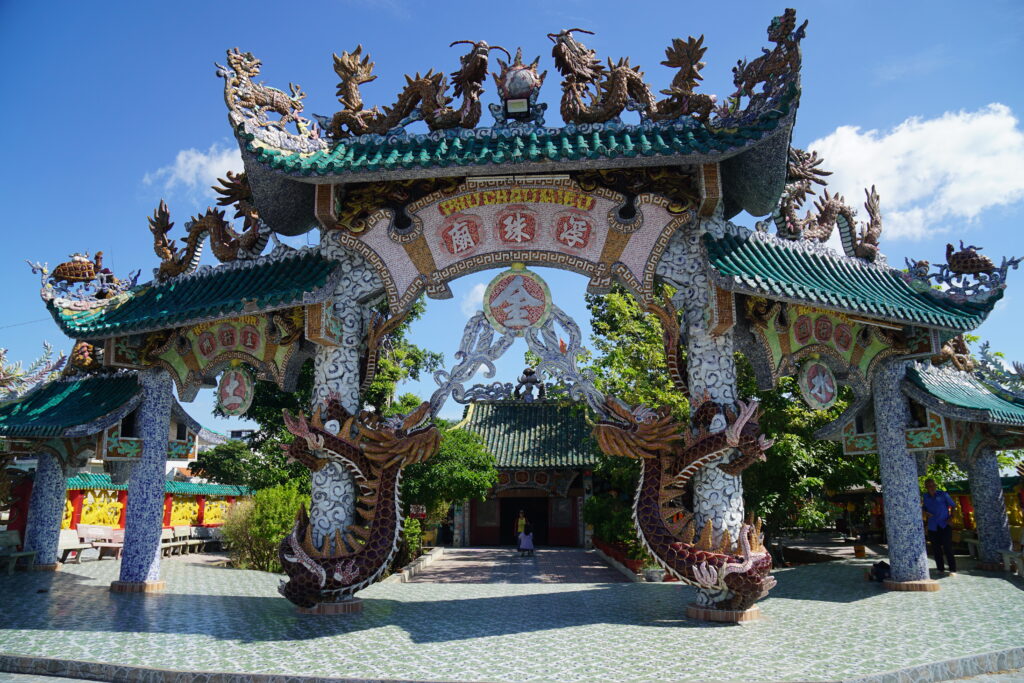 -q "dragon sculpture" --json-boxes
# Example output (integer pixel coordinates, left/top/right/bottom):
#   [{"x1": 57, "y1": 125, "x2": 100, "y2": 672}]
[
  {"x1": 765, "y1": 147, "x2": 883, "y2": 262},
  {"x1": 329, "y1": 41, "x2": 509, "y2": 138},
  {"x1": 149, "y1": 171, "x2": 269, "y2": 281},
  {"x1": 216, "y1": 48, "x2": 310, "y2": 132},
  {"x1": 277, "y1": 401, "x2": 440, "y2": 608},
  {"x1": 549, "y1": 29, "x2": 715, "y2": 125},
  {"x1": 931, "y1": 335, "x2": 975, "y2": 373},
  {"x1": 593, "y1": 396, "x2": 775, "y2": 610}
]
